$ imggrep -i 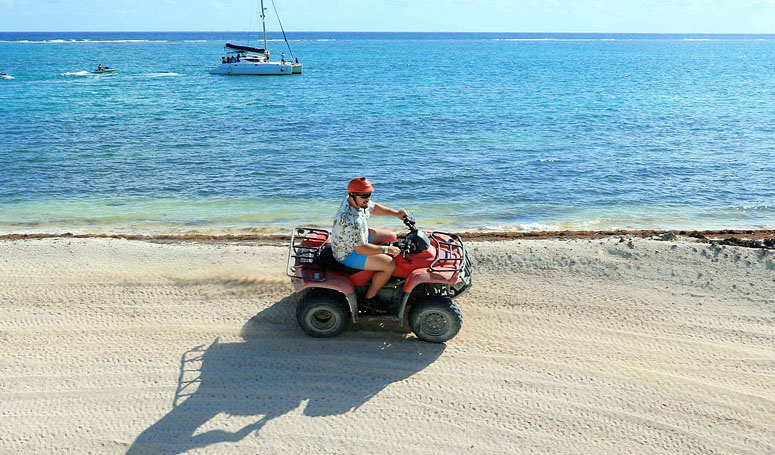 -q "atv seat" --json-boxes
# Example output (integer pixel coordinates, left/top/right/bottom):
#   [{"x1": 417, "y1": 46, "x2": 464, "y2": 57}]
[
  {"x1": 317, "y1": 245, "x2": 360, "y2": 274},
  {"x1": 318, "y1": 245, "x2": 376, "y2": 286}
]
